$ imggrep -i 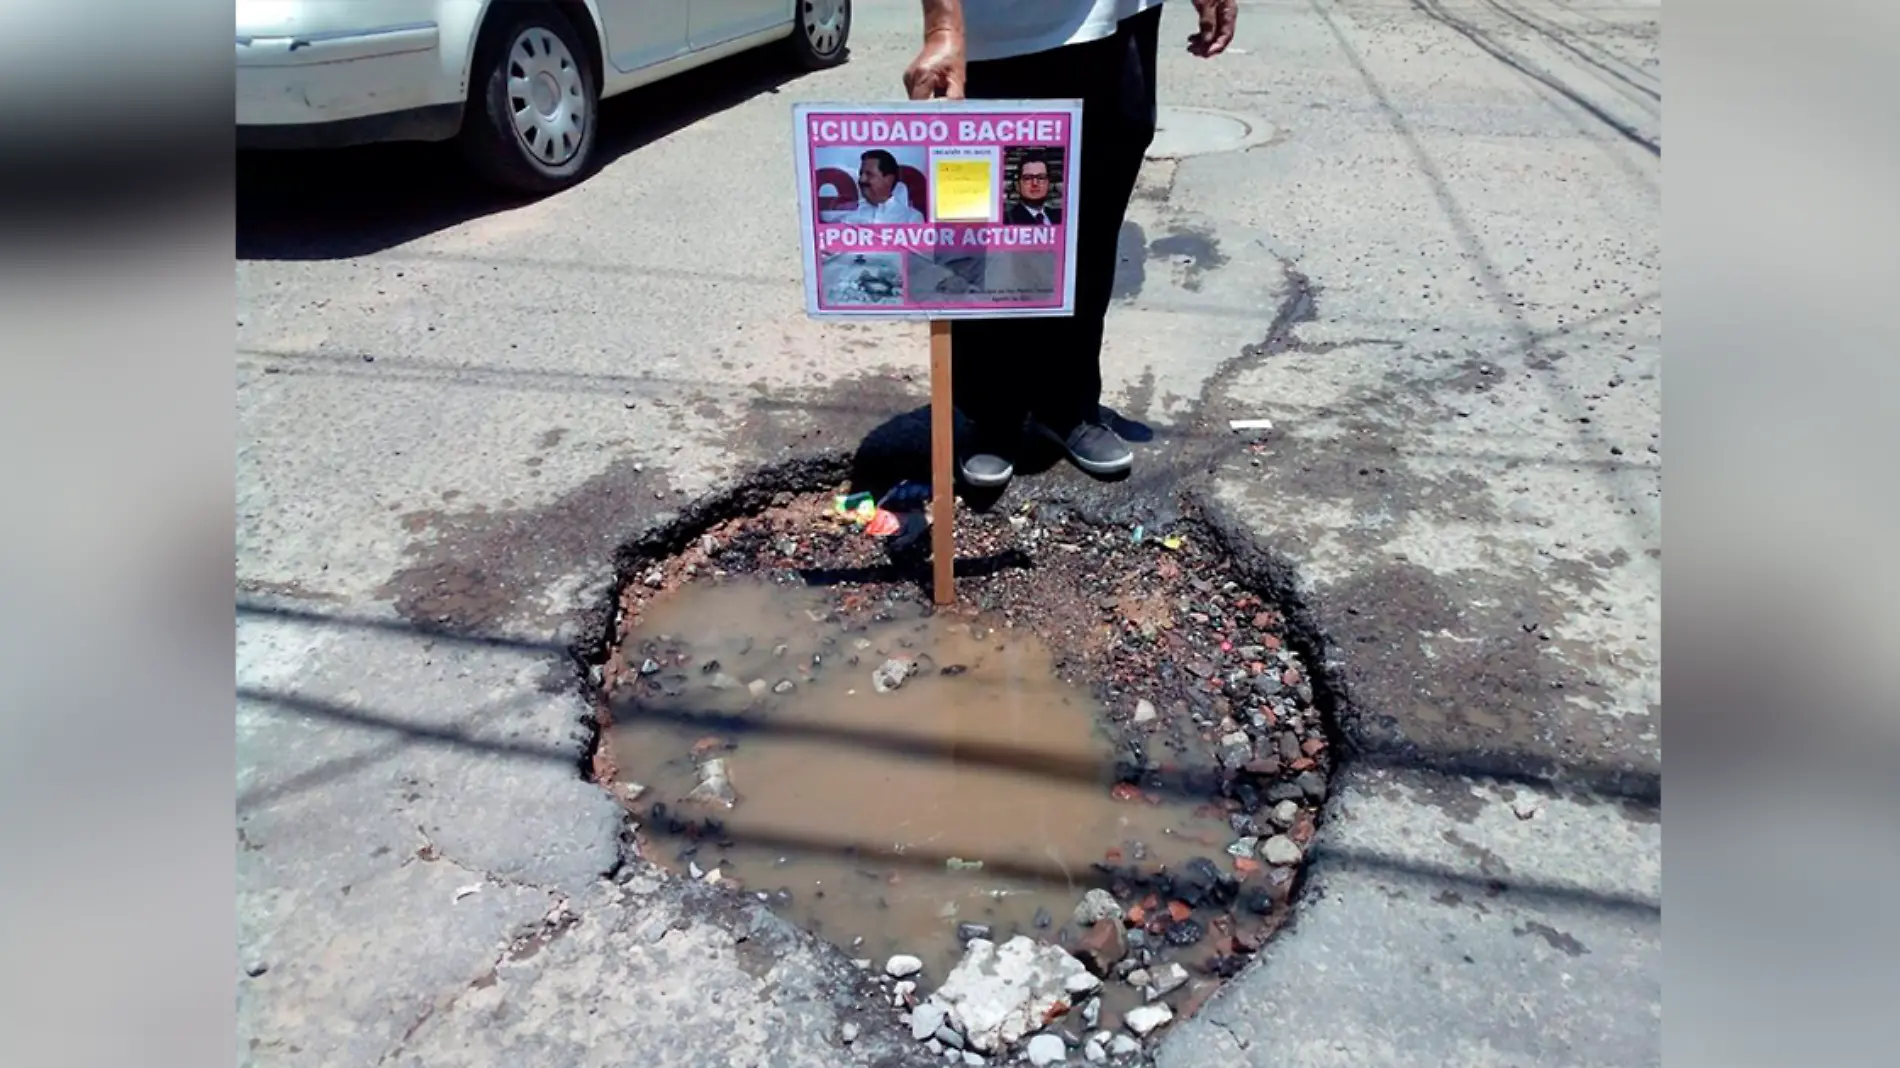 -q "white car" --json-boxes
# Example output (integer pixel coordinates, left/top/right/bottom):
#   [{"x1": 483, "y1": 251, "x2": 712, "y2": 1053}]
[{"x1": 236, "y1": 1, "x2": 851, "y2": 192}]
